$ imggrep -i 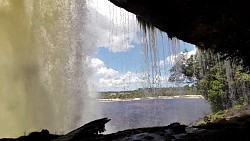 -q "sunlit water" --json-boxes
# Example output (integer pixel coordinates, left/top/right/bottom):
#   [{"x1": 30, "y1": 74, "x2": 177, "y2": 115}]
[{"x1": 100, "y1": 98, "x2": 211, "y2": 134}]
